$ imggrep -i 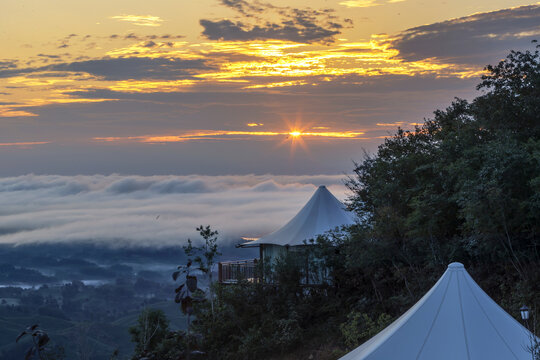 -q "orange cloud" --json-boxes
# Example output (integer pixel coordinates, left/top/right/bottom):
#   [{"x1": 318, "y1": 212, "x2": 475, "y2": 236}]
[
  {"x1": 290, "y1": 131, "x2": 365, "y2": 138},
  {"x1": 339, "y1": 0, "x2": 406, "y2": 7},
  {"x1": 0, "y1": 108, "x2": 38, "y2": 117},
  {"x1": 101, "y1": 38, "x2": 479, "y2": 93},
  {"x1": 0, "y1": 34, "x2": 483, "y2": 111},
  {"x1": 376, "y1": 121, "x2": 422, "y2": 127},
  {"x1": 110, "y1": 15, "x2": 164, "y2": 27},
  {"x1": 0, "y1": 141, "x2": 49, "y2": 147},
  {"x1": 93, "y1": 129, "x2": 366, "y2": 144}
]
